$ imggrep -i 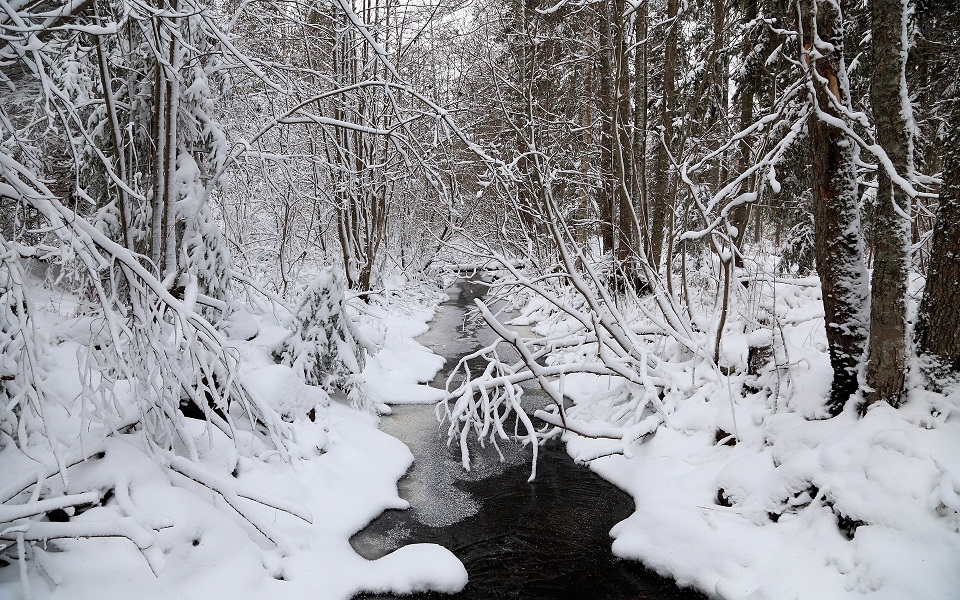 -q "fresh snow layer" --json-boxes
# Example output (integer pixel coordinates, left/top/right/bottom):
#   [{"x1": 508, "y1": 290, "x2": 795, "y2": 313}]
[
  {"x1": 0, "y1": 278, "x2": 466, "y2": 600},
  {"x1": 524, "y1": 275, "x2": 960, "y2": 600},
  {"x1": 0, "y1": 405, "x2": 466, "y2": 600},
  {"x1": 362, "y1": 307, "x2": 446, "y2": 406}
]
